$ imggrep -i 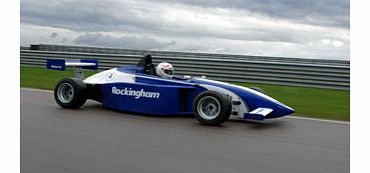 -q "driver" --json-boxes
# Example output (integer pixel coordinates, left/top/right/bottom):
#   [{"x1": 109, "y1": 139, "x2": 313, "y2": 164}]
[{"x1": 156, "y1": 62, "x2": 174, "y2": 78}]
